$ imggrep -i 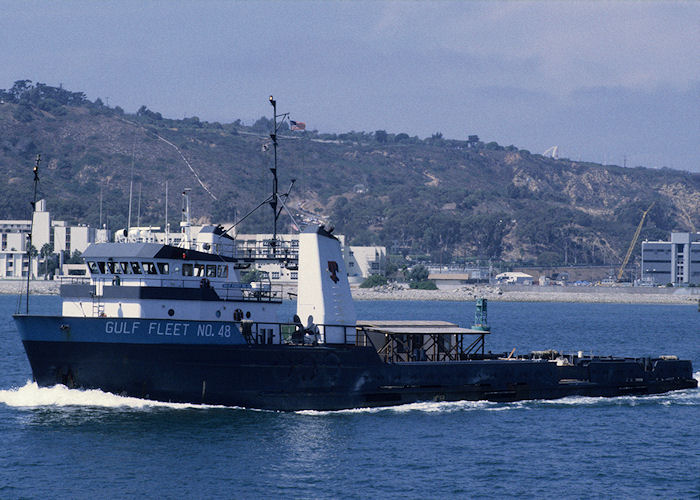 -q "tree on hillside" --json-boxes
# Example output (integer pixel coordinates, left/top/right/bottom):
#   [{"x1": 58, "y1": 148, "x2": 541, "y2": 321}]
[
  {"x1": 429, "y1": 132, "x2": 444, "y2": 144},
  {"x1": 375, "y1": 130, "x2": 388, "y2": 143},
  {"x1": 8, "y1": 80, "x2": 32, "y2": 101},
  {"x1": 137, "y1": 105, "x2": 163, "y2": 121},
  {"x1": 252, "y1": 116, "x2": 272, "y2": 133}
]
